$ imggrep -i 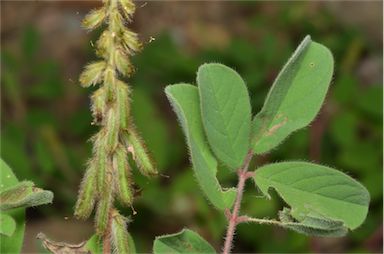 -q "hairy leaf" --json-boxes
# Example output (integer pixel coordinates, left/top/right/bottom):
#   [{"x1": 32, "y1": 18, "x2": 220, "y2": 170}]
[
  {"x1": 253, "y1": 162, "x2": 369, "y2": 229},
  {"x1": 153, "y1": 229, "x2": 216, "y2": 254},
  {"x1": 0, "y1": 181, "x2": 53, "y2": 210},
  {"x1": 252, "y1": 36, "x2": 334, "y2": 154},
  {"x1": 165, "y1": 84, "x2": 236, "y2": 210},
  {"x1": 0, "y1": 159, "x2": 25, "y2": 253},
  {"x1": 197, "y1": 63, "x2": 251, "y2": 169}
]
